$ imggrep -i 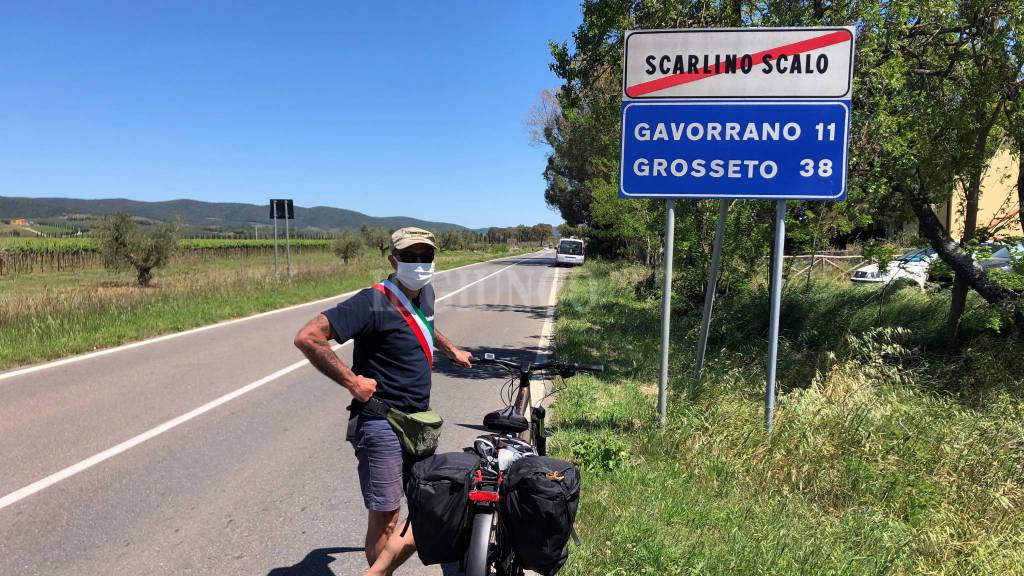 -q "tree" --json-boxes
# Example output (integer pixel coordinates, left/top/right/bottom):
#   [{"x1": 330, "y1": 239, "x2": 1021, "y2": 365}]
[
  {"x1": 332, "y1": 230, "x2": 364, "y2": 265},
  {"x1": 541, "y1": 0, "x2": 1024, "y2": 345},
  {"x1": 96, "y1": 212, "x2": 179, "y2": 287},
  {"x1": 438, "y1": 229, "x2": 467, "y2": 251},
  {"x1": 855, "y1": 0, "x2": 1024, "y2": 347},
  {"x1": 359, "y1": 225, "x2": 390, "y2": 257}
]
